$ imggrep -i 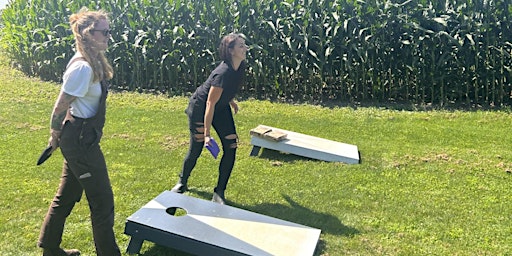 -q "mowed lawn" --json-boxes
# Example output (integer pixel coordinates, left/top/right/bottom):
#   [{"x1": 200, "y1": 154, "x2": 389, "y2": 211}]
[{"x1": 1, "y1": 56, "x2": 511, "y2": 255}]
